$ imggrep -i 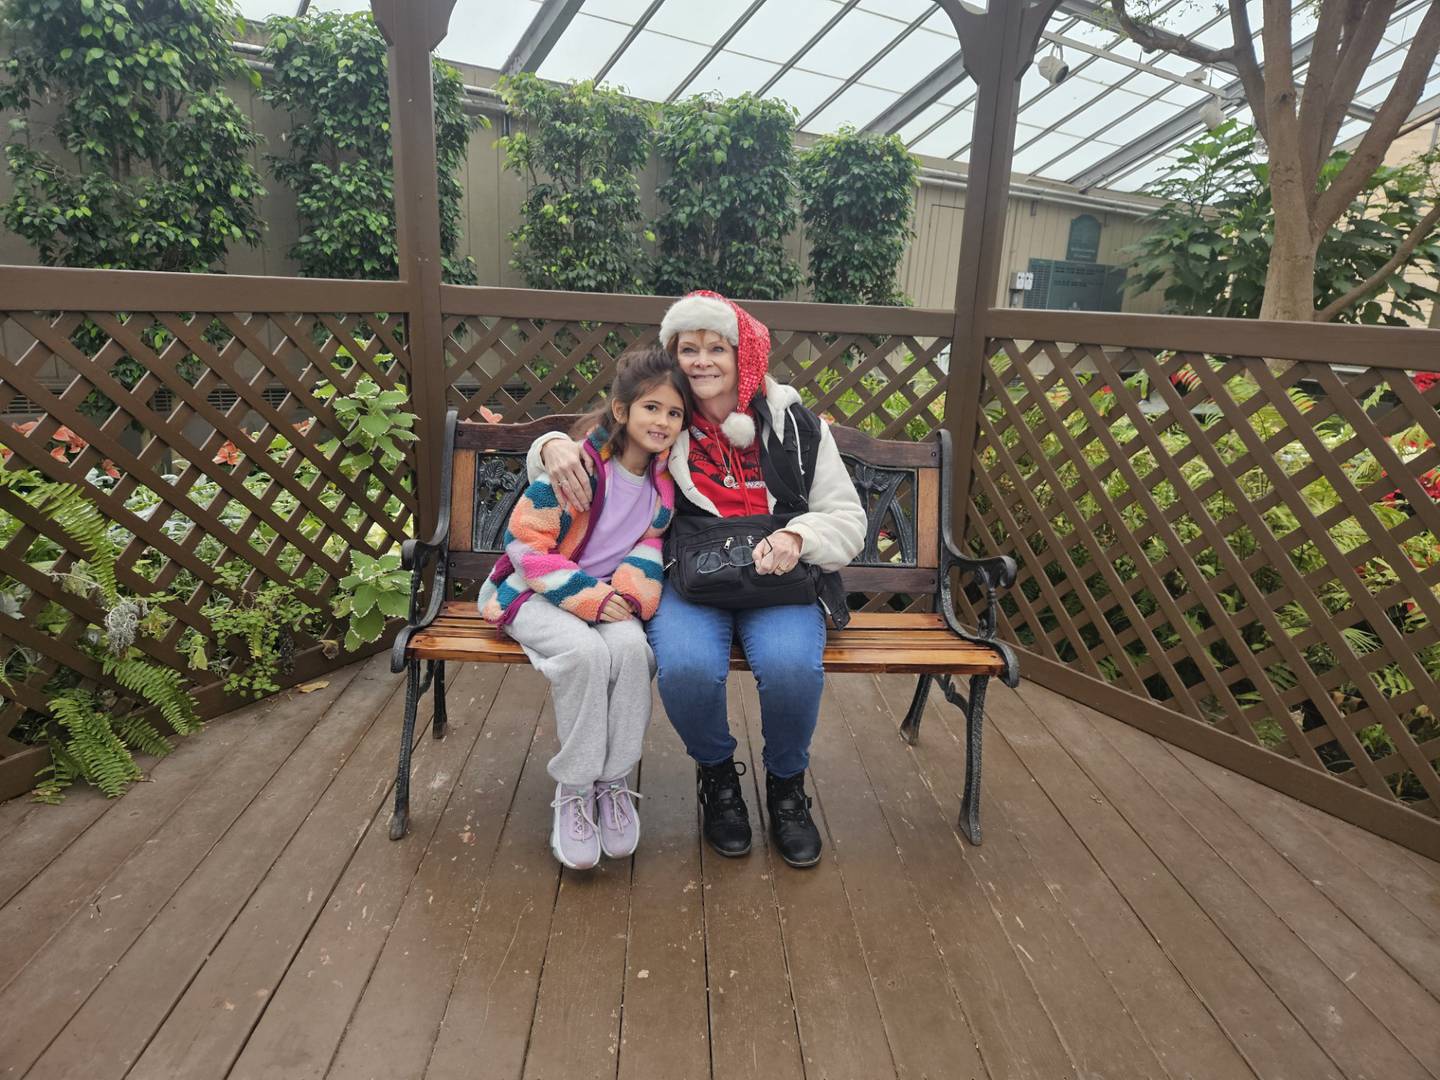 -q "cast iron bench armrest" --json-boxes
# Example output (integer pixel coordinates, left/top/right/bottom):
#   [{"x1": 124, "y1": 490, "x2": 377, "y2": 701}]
[
  {"x1": 391, "y1": 410, "x2": 459, "y2": 675},
  {"x1": 939, "y1": 545, "x2": 1020, "y2": 689}
]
